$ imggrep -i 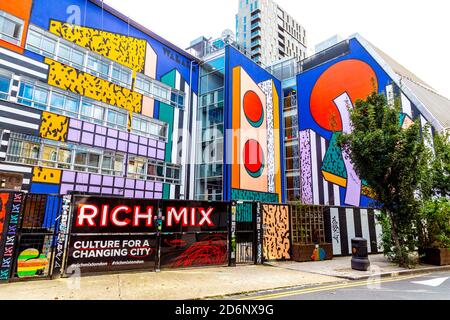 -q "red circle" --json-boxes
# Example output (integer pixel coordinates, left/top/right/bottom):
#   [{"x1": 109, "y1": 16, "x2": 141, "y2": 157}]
[
  {"x1": 243, "y1": 91, "x2": 264, "y2": 127},
  {"x1": 244, "y1": 139, "x2": 264, "y2": 177}
]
